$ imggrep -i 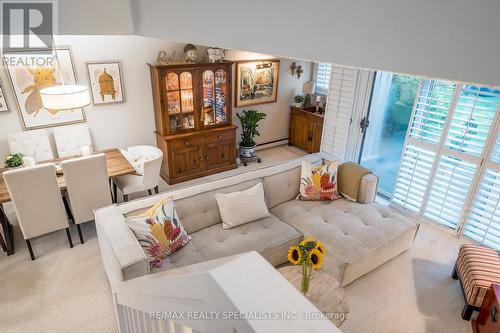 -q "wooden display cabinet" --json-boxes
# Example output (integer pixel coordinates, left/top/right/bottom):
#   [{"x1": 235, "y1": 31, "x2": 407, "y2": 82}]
[
  {"x1": 289, "y1": 106, "x2": 324, "y2": 153},
  {"x1": 149, "y1": 62, "x2": 237, "y2": 184}
]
